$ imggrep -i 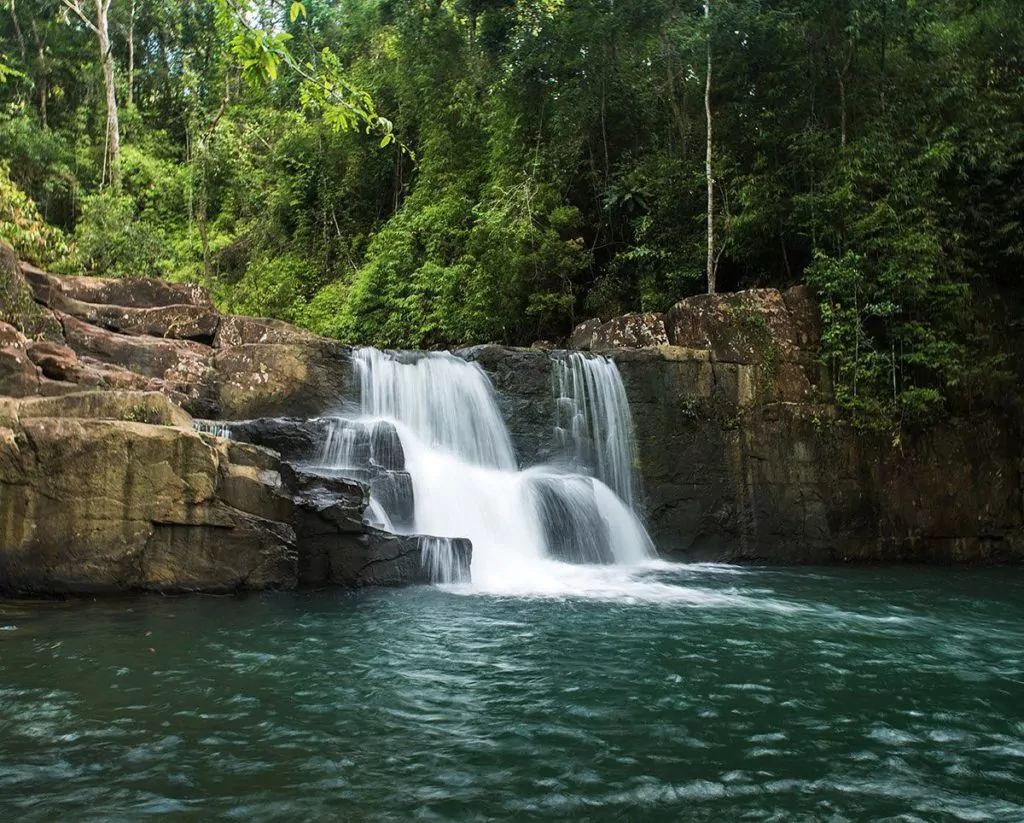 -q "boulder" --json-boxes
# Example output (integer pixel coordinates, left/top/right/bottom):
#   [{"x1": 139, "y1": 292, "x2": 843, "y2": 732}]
[
  {"x1": 215, "y1": 342, "x2": 353, "y2": 419},
  {"x1": 21, "y1": 264, "x2": 213, "y2": 309},
  {"x1": 663, "y1": 288, "x2": 815, "y2": 365},
  {"x1": 0, "y1": 418, "x2": 297, "y2": 594},
  {"x1": 0, "y1": 322, "x2": 25, "y2": 348},
  {"x1": 60, "y1": 313, "x2": 211, "y2": 378},
  {"x1": 214, "y1": 315, "x2": 322, "y2": 348},
  {"x1": 590, "y1": 312, "x2": 669, "y2": 352},
  {"x1": 219, "y1": 417, "x2": 337, "y2": 463},
  {"x1": 305, "y1": 530, "x2": 473, "y2": 588},
  {"x1": 50, "y1": 296, "x2": 221, "y2": 342},
  {"x1": 75, "y1": 356, "x2": 160, "y2": 393},
  {"x1": 285, "y1": 465, "x2": 468, "y2": 587},
  {"x1": 60, "y1": 314, "x2": 217, "y2": 415},
  {"x1": 569, "y1": 318, "x2": 602, "y2": 351}
]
